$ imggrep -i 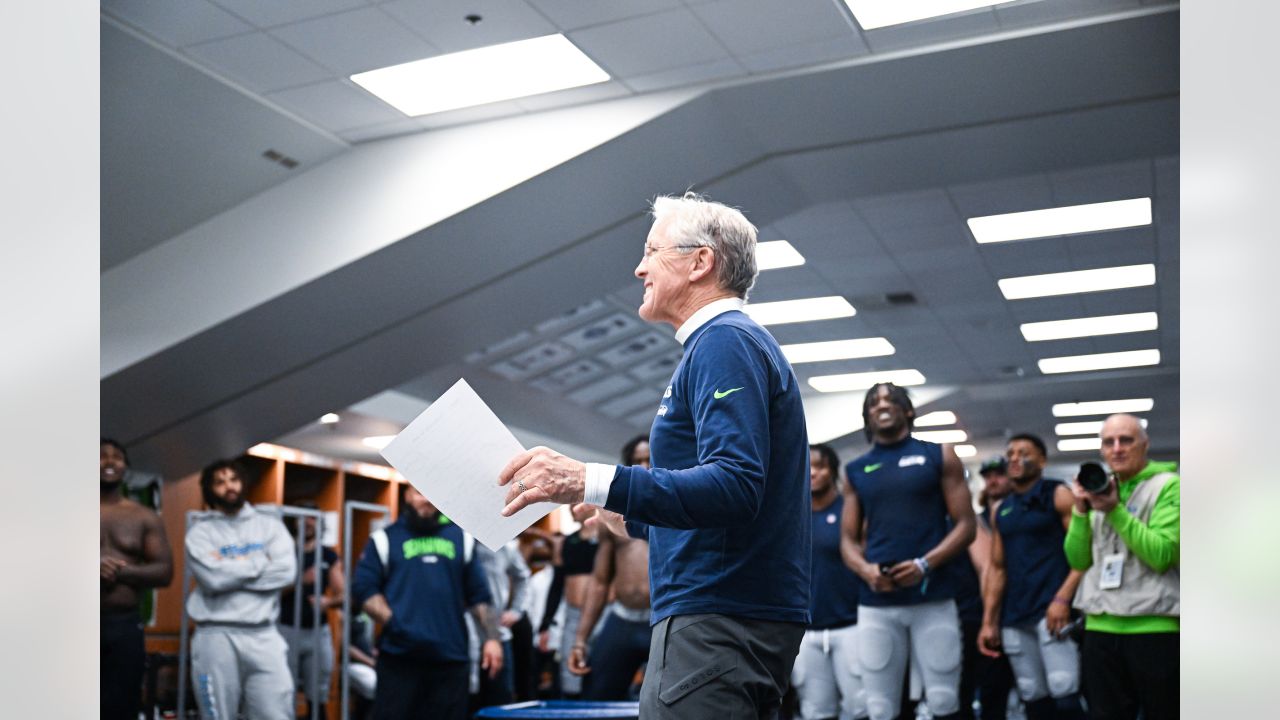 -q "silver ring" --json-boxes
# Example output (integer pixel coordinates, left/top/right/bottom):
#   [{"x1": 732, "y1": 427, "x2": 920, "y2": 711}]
[{"x1": 517, "y1": 480, "x2": 527, "y2": 494}]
